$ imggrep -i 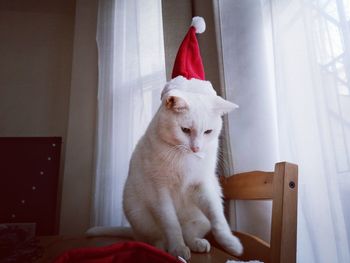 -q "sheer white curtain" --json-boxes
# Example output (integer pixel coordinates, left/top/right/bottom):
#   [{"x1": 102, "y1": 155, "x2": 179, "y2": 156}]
[
  {"x1": 218, "y1": 0, "x2": 278, "y2": 243},
  {"x1": 91, "y1": 0, "x2": 166, "y2": 227},
  {"x1": 218, "y1": 0, "x2": 350, "y2": 262},
  {"x1": 271, "y1": 1, "x2": 350, "y2": 261}
]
